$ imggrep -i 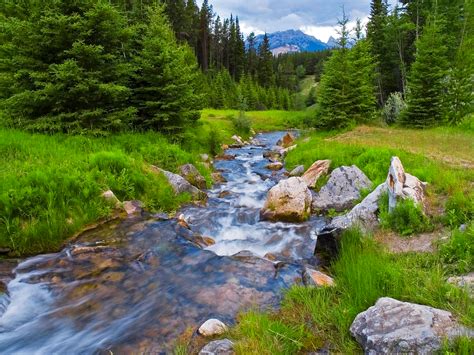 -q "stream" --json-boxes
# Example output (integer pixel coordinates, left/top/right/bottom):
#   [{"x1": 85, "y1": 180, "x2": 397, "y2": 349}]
[{"x1": 0, "y1": 131, "x2": 327, "y2": 353}]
